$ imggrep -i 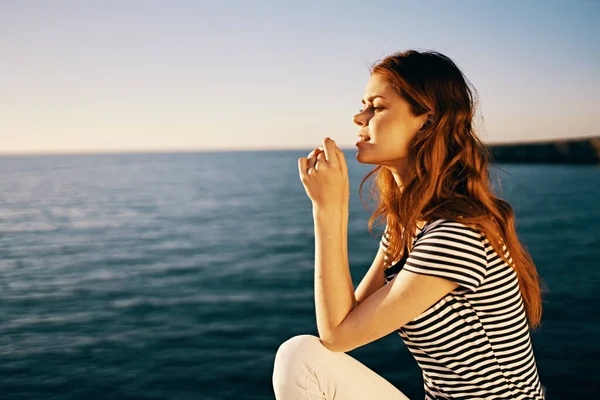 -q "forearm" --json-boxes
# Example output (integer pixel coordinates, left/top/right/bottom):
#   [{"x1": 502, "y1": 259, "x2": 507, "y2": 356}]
[{"x1": 312, "y1": 206, "x2": 356, "y2": 342}]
